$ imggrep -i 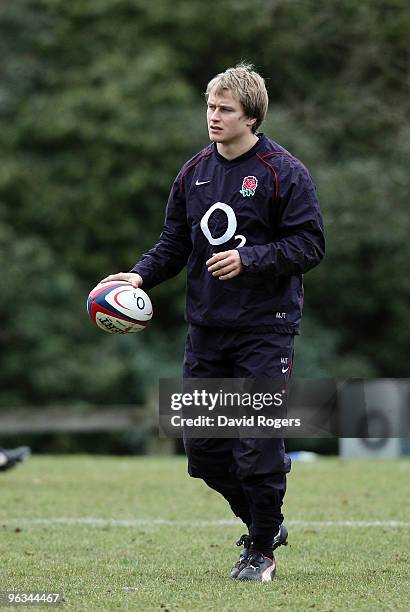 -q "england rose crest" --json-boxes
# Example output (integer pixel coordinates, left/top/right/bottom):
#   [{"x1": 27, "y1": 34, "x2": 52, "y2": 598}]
[{"x1": 240, "y1": 175, "x2": 258, "y2": 197}]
